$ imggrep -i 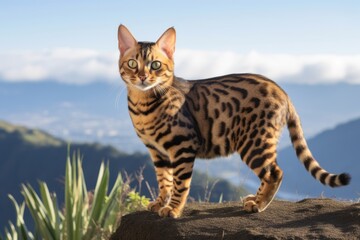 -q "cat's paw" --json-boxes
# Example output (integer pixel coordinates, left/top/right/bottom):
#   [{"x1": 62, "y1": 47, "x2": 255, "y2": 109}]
[
  {"x1": 243, "y1": 194, "x2": 260, "y2": 213},
  {"x1": 158, "y1": 206, "x2": 181, "y2": 218},
  {"x1": 243, "y1": 199, "x2": 260, "y2": 213},
  {"x1": 147, "y1": 201, "x2": 163, "y2": 212}
]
